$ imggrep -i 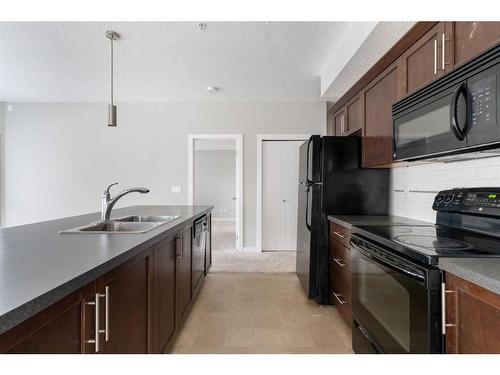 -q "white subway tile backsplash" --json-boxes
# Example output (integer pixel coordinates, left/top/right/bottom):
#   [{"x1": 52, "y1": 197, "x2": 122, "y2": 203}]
[{"x1": 390, "y1": 156, "x2": 500, "y2": 221}]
